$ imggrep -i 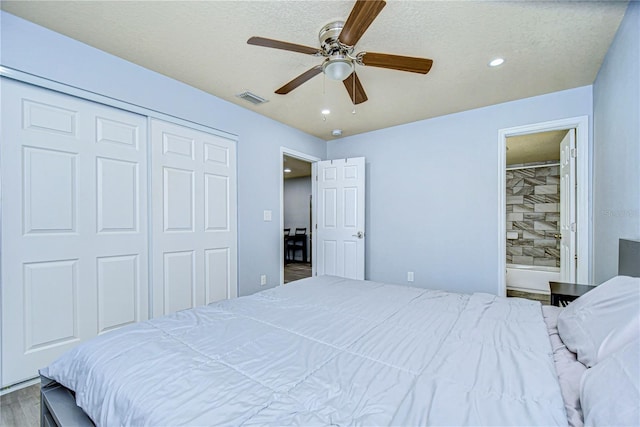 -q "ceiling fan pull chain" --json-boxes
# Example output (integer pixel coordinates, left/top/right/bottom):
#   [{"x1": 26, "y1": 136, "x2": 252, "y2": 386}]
[
  {"x1": 352, "y1": 72, "x2": 357, "y2": 114},
  {"x1": 323, "y1": 70, "x2": 326, "y2": 95},
  {"x1": 322, "y1": 72, "x2": 327, "y2": 121}
]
